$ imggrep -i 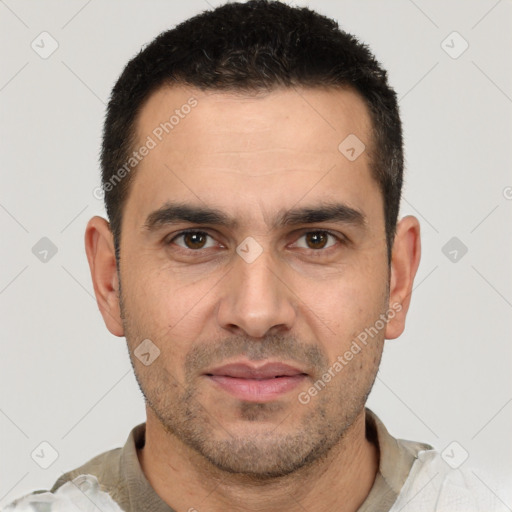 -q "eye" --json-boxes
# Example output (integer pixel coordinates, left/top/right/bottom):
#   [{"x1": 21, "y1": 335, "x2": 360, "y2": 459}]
[
  {"x1": 170, "y1": 231, "x2": 217, "y2": 250},
  {"x1": 167, "y1": 229, "x2": 343, "y2": 254},
  {"x1": 293, "y1": 231, "x2": 340, "y2": 250}
]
